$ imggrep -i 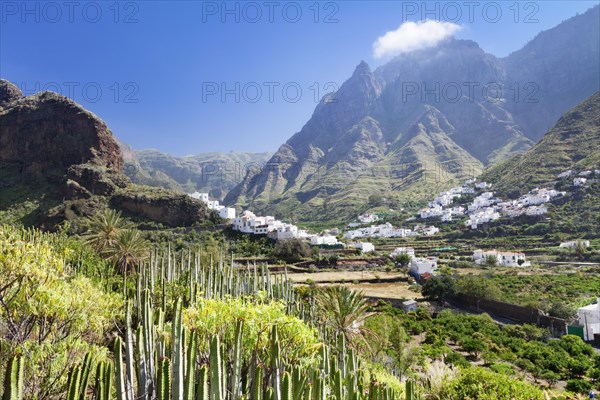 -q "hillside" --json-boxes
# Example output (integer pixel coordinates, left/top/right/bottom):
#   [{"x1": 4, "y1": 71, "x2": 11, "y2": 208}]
[
  {"x1": 485, "y1": 91, "x2": 600, "y2": 196},
  {"x1": 120, "y1": 144, "x2": 271, "y2": 199},
  {"x1": 225, "y1": 7, "x2": 599, "y2": 222},
  {"x1": 0, "y1": 80, "x2": 213, "y2": 230}
]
